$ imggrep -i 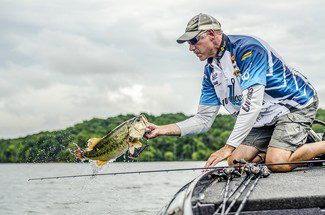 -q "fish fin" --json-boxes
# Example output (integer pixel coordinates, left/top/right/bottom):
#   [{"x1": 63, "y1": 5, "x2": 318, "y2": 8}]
[
  {"x1": 96, "y1": 160, "x2": 108, "y2": 167},
  {"x1": 87, "y1": 138, "x2": 102, "y2": 150},
  {"x1": 132, "y1": 140, "x2": 142, "y2": 149},
  {"x1": 129, "y1": 145, "x2": 135, "y2": 155}
]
